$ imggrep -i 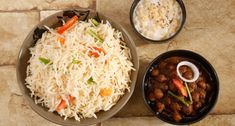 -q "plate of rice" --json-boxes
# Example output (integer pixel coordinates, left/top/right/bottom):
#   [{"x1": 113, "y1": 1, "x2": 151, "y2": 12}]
[{"x1": 16, "y1": 9, "x2": 139, "y2": 126}]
